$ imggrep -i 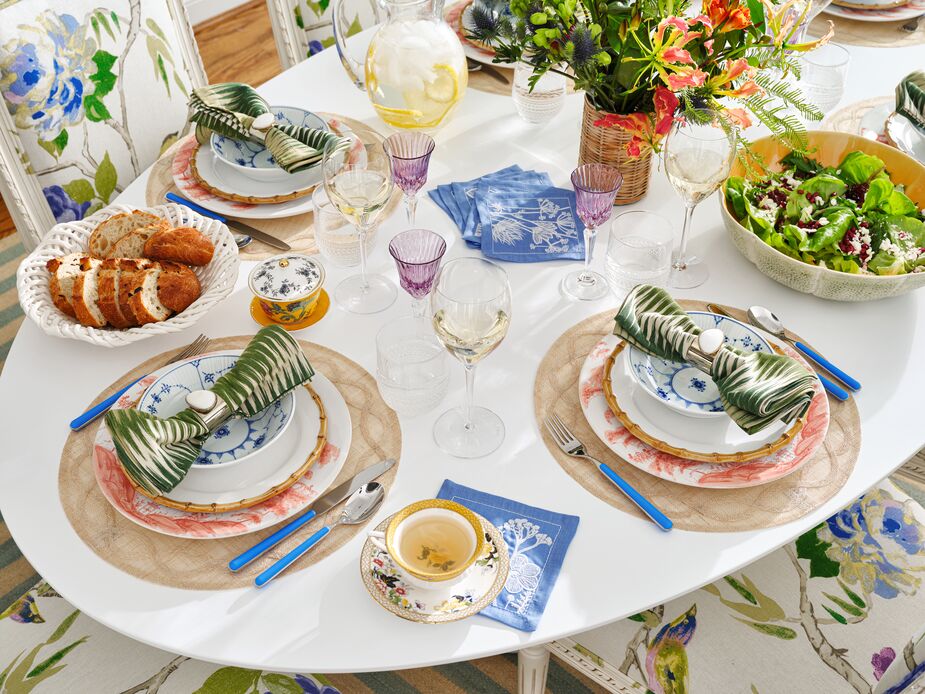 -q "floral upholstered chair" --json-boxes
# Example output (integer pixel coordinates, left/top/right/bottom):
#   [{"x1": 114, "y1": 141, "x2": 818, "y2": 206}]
[
  {"x1": 0, "y1": 0, "x2": 207, "y2": 249},
  {"x1": 265, "y1": 0, "x2": 378, "y2": 70},
  {"x1": 534, "y1": 478, "x2": 925, "y2": 694}
]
